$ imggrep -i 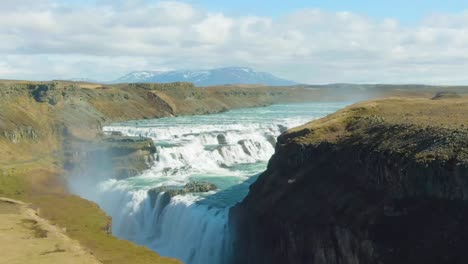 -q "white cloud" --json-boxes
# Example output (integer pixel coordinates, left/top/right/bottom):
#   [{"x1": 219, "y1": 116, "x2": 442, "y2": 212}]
[
  {"x1": 194, "y1": 14, "x2": 234, "y2": 45},
  {"x1": 0, "y1": 1, "x2": 468, "y2": 84}
]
